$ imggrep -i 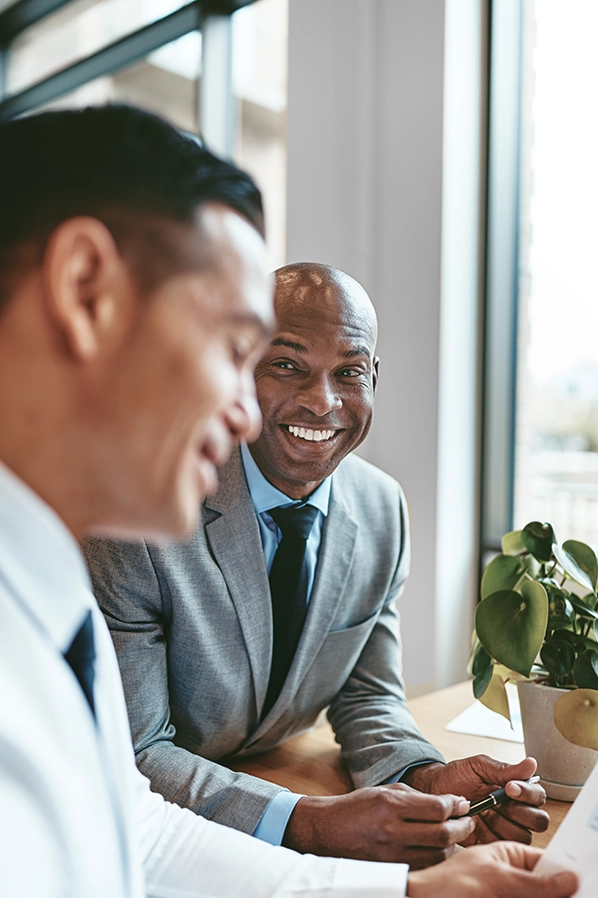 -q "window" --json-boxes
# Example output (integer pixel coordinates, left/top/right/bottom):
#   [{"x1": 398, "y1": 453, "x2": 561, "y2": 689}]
[
  {"x1": 0, "y1": 0, "x2": 288, "y2": 270},
  {"x1": 7, "y1": 0, "x2": 190, "y2": 95},
  {"x1": 482, "y1": 0, "x2": 598, "y2": 554},
  {"x1": 514, "y1": 0, "x2": 598, "y2": 546}
]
